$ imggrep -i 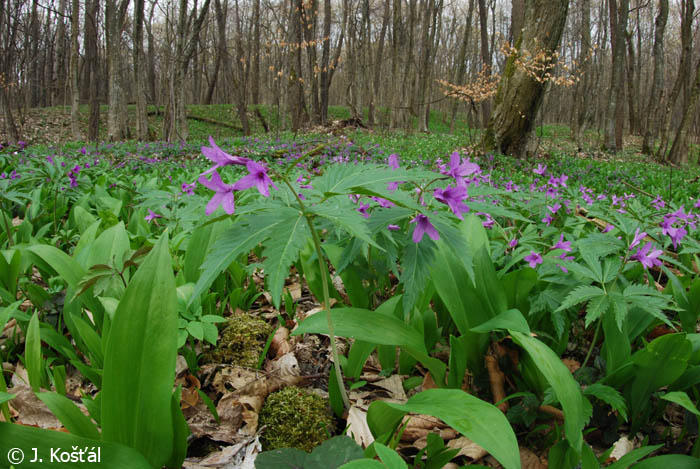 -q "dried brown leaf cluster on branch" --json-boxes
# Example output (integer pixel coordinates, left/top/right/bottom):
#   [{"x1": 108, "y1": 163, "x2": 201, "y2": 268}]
[
  {"x1": 499, "y1": 41, "x2": 587, "y2": 88},
  {"x1": 436, "y1": 68, "x2": 500, "y2": 104}
]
